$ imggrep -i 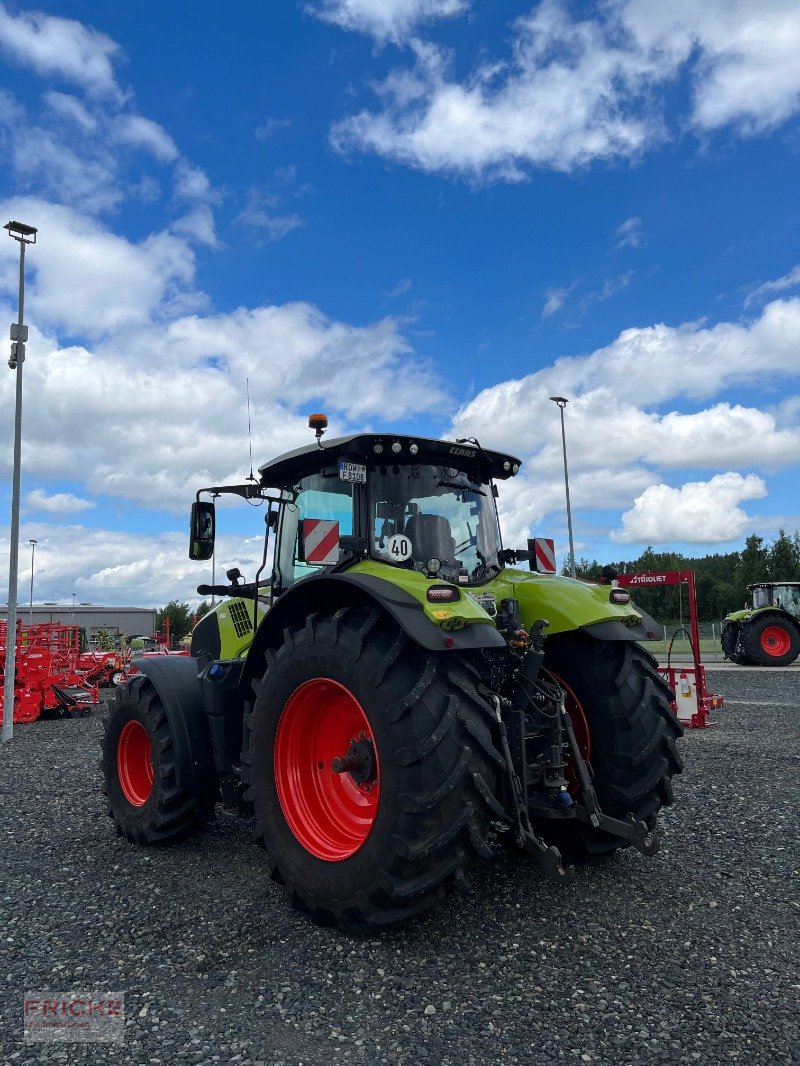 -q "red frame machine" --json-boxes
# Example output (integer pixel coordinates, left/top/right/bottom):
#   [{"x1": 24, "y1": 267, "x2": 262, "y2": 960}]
[
  {"x1": 0, "y1": 621, "x2": 99, "y2": 723},
  {"x1": 614, "y1": 570, "x2": 723, "y2": 728}
]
